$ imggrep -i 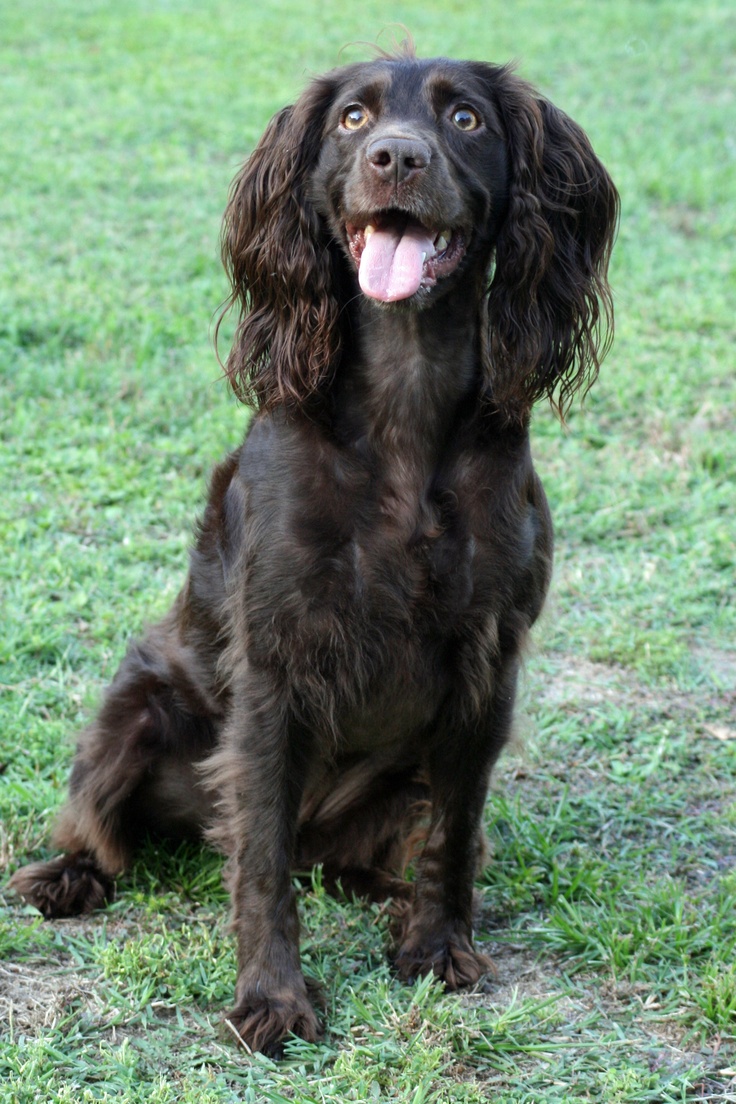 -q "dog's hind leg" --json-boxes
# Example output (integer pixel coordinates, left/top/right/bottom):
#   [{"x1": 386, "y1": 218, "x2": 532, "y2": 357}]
[{"x1": 9, "y1": 609, "x2": 224, "y2": 918}]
